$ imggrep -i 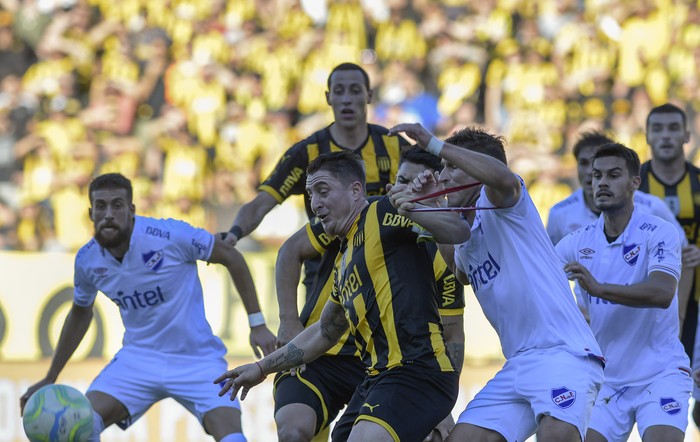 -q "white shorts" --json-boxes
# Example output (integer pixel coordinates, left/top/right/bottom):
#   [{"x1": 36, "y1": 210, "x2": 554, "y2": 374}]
[
  {"x1": 456, "y1": 348, "x2": 603, "y2": 442},
  {"x1": 589, "y1": 369, "x2": 692, "y2": 441},
  {"x1": 88, "y1": 346, "x2": 241, "y2": 430}
]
